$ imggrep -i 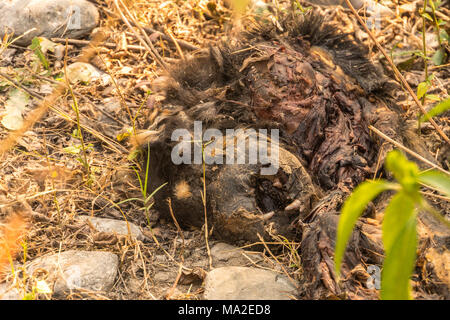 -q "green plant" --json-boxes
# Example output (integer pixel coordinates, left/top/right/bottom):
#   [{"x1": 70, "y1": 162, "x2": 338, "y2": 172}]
[
  {"x1": 335, "y1": 149, "x2": 450, "y2": 300},
  {"x1": 419, "y1": 96, "x2": 450, "y2": 128},
  {"x1": 29, "y1": 37, "x2": 50, "y2": 70},
  {"x1": 427, "y1": 0, "x2": 448, "y2": 66},
  {"x1": 416, "y1": 0, "x2": 448, "y2": 130},
  {"x1": 118, "y1": 144, "x2": 167, "y2": 225},
  {"x1": 62, "y1": 48, "x2": 94, "y2": 186}
]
